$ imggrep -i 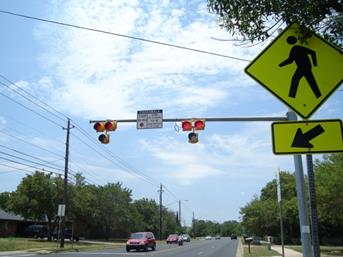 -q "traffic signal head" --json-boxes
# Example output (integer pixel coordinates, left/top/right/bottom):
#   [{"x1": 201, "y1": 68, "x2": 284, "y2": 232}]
[
  {"x1": 104, "y1": 120, "x2": 117, "y2": 131},
  {"x1": 94, "y1": 122, "x2": 105, "y2": 132},
  {"x1": 98, "y1": 133, "x2": 110, "y2": 144},
  {"x1": 182, "y1": 120, "x2": 193, "y2": 131},
  {"x1": 188, "y1": 132, "x2": 199, "y2": 144},
  {"x1": 194, "y1": 119, "x2": 205, "y2": 130}
]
